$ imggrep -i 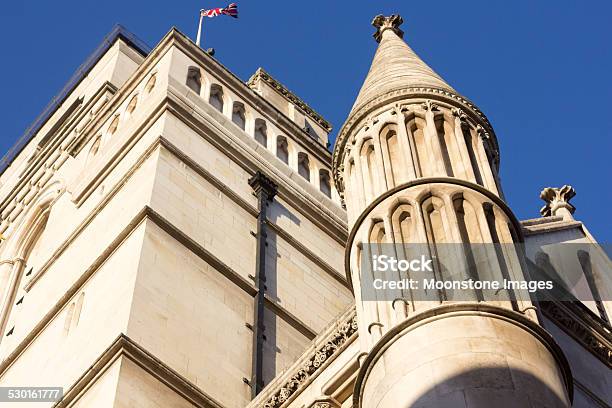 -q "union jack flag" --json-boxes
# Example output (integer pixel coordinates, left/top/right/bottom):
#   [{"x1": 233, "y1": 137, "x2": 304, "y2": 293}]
[{"x1": 201, "y1": 3, "x2": 238, "y2": 18}]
